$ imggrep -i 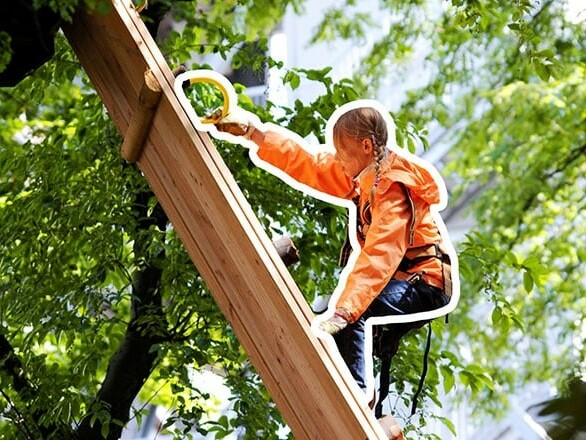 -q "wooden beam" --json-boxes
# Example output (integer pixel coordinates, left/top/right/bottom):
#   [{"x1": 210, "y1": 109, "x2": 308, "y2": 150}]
[
  {"x1": 62, "y1": 1, "x2": 386, "y2": 438},
  {"x1": 120, "y1": 69, "x2": 162, "y2": 162}
]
